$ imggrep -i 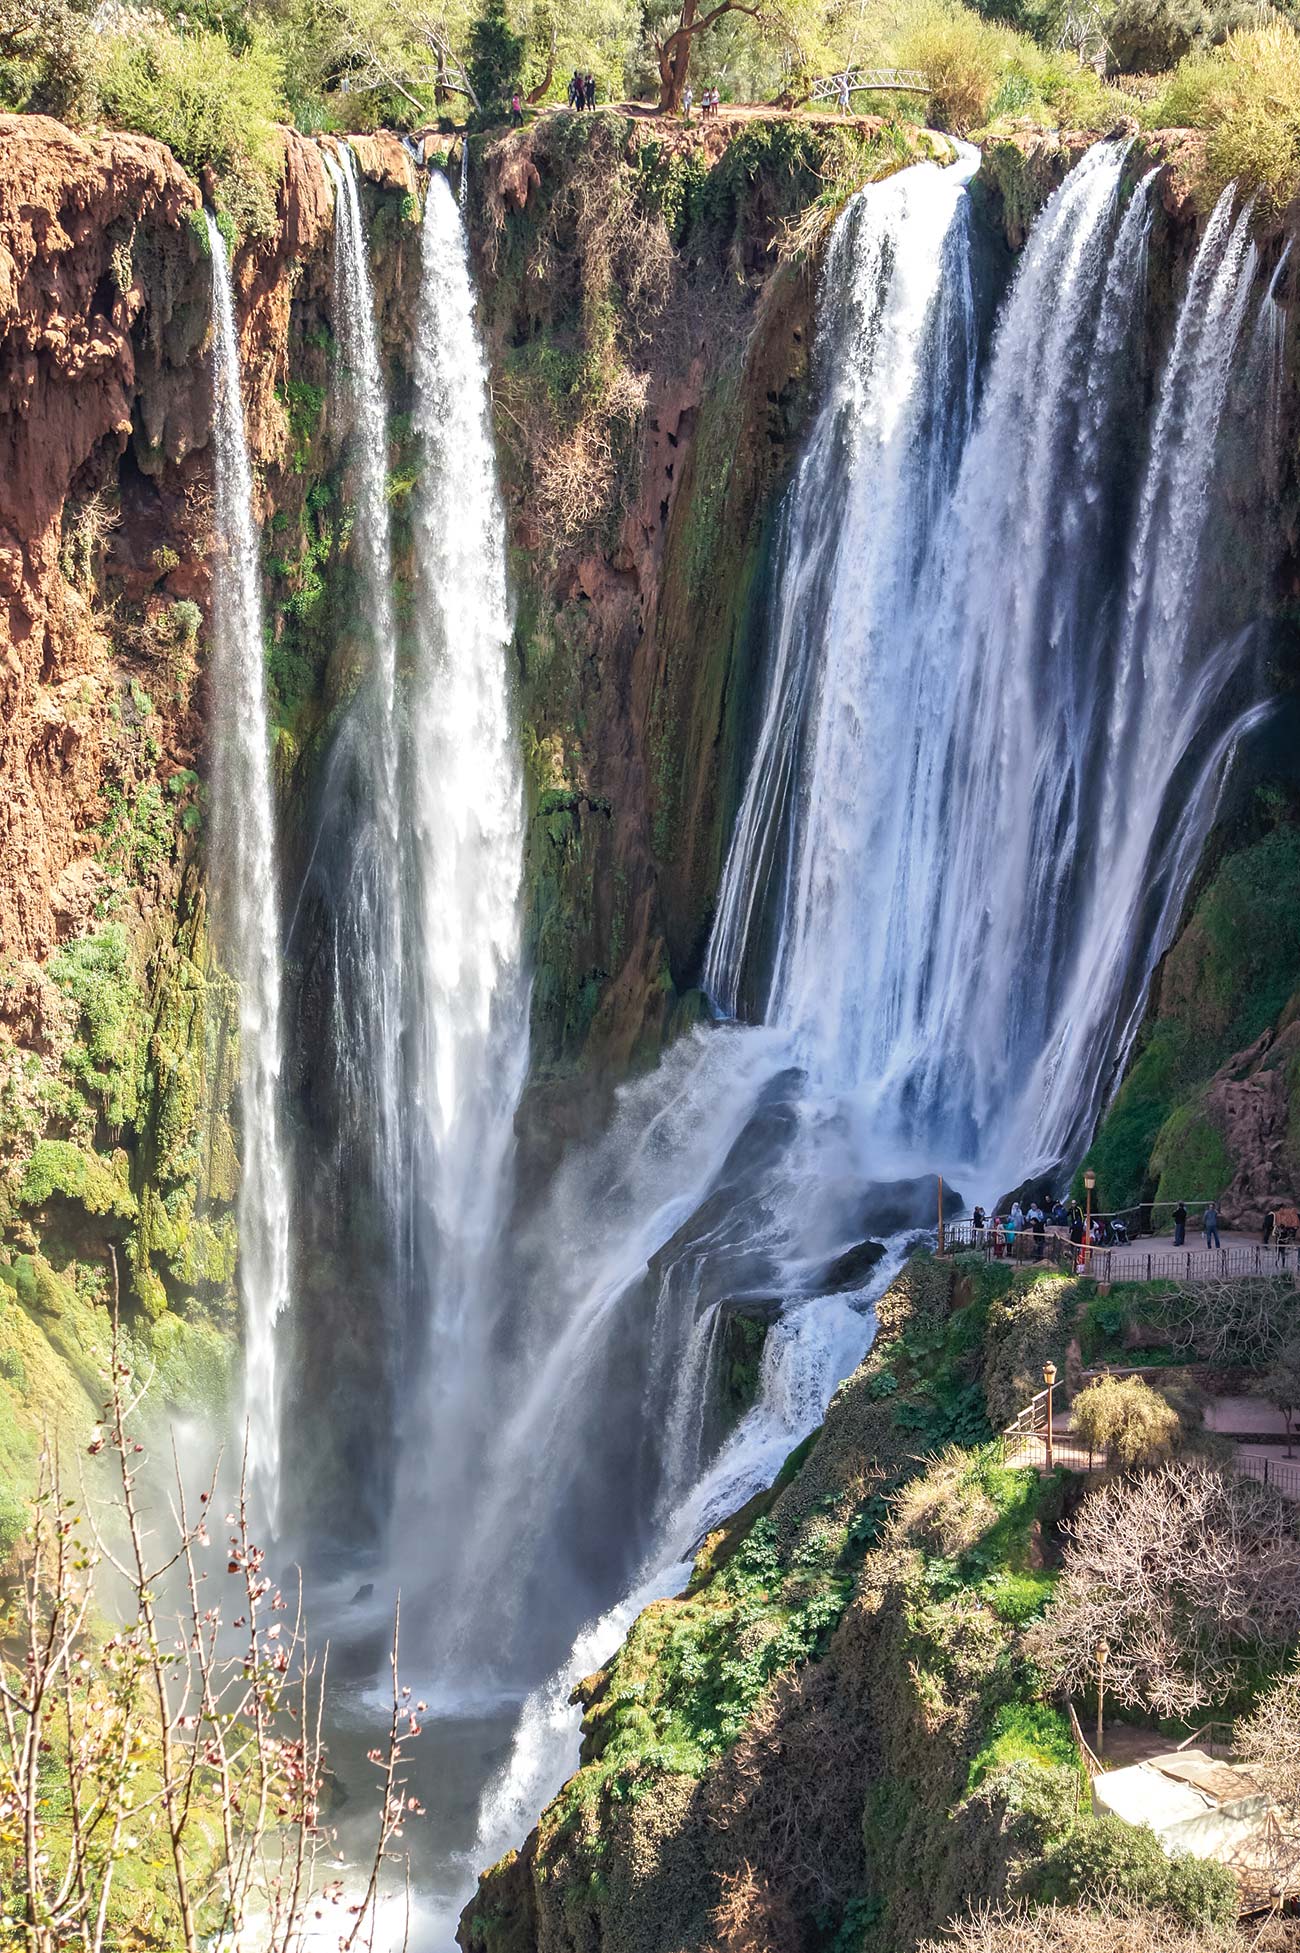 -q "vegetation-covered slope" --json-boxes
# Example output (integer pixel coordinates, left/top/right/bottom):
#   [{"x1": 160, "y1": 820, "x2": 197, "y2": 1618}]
[{"x1": 461, "y1": 1250, "x2": 1297, "y2": 1953}]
